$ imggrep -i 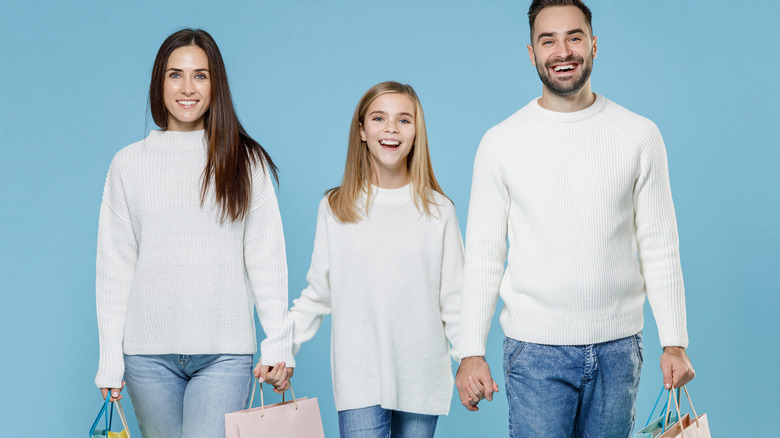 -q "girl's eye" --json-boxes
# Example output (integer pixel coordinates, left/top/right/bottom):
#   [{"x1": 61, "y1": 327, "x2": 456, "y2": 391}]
[
  {"x1": 372, "y1": 117, "x2": 384, "y2": 122},
  {"x1": 399, "y1": 119, "x2": 411, "y2": 124}
]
